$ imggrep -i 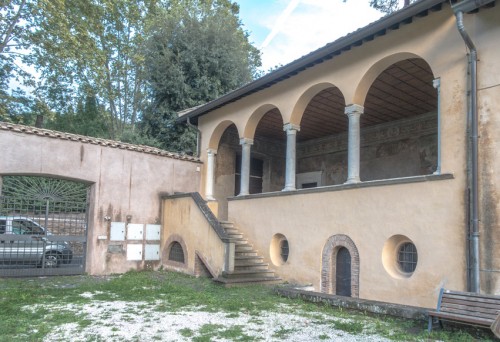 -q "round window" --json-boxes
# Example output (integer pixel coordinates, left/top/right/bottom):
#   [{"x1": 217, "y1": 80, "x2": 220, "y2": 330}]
[
  {"x1": 397, "y1": 242, "x2": 418, "y2": 274},
  {"x1": 382, "y1": 235, "x2": 418, "y2": 279},
  {"x1": 270, "y1": 234, "x2": 289, "y2": 266}
]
